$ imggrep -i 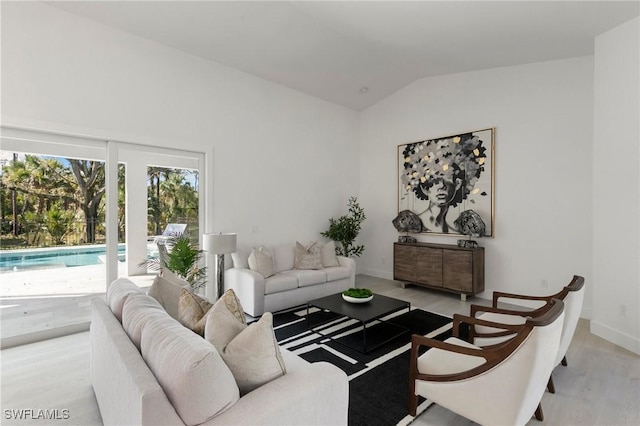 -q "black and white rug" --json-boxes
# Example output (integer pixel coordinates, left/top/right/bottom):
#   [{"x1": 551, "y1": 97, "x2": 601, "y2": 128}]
[{"x1": 272, "y1": 305, "x2": 454, "y2": 426}]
